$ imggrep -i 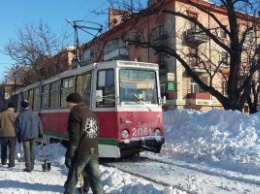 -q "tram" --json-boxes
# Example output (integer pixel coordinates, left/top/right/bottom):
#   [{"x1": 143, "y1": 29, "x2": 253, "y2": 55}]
[{"x1": 14, "y1": 60, "x2": 165, "y2": 158}]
